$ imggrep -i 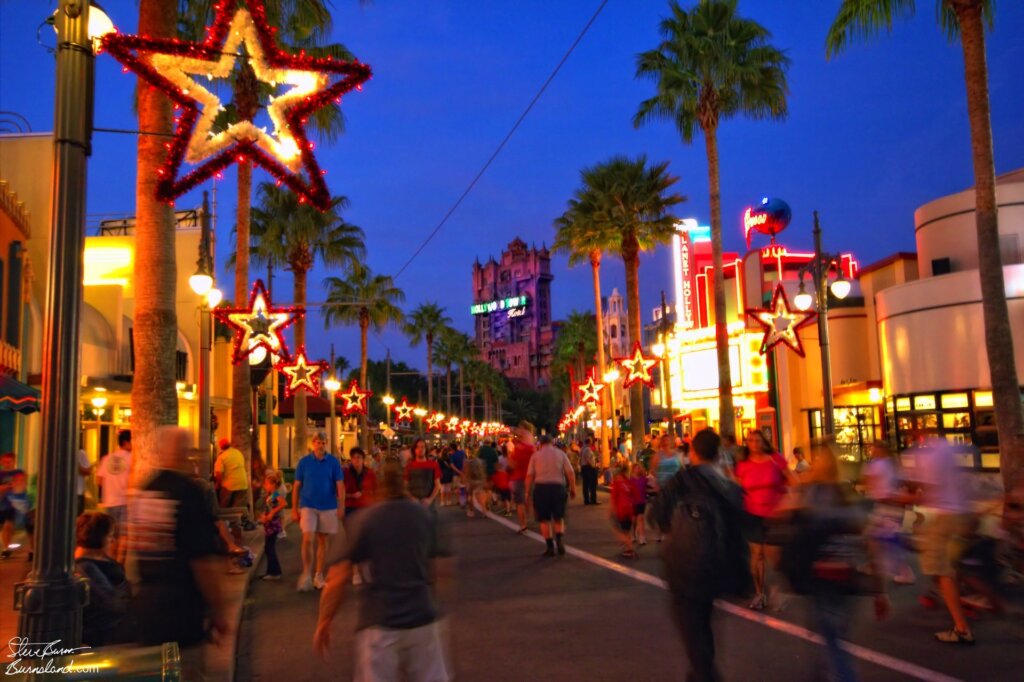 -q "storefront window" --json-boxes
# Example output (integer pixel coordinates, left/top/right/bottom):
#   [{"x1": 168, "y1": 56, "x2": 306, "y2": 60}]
[{"x1": 807, "y1": 406, "x2": 881, "y2": 462}]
